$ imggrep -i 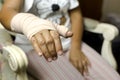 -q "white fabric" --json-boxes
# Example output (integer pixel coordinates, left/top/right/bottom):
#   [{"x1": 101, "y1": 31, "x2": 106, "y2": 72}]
[
  {"x1": 22, "y1": 0, "x2": 79, "y2": 12},
  {"x1": 33, "y1": 0, "x2": 79, "y2": 26},
  {"x1": 69, "y1": 0, "x2": 79, "y2": 9},
  {"x1": 22, "y1": 0, "x2": 34, "y2": 12}
]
